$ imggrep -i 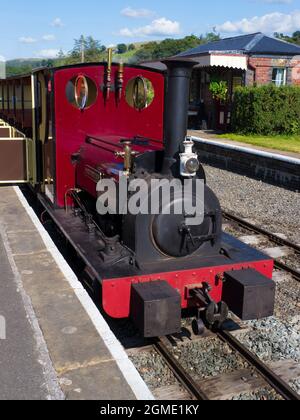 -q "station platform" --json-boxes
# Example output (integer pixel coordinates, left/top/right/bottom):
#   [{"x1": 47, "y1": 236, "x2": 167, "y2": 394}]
[
  {"x1": 0, "y1": 187, "x2": 152, "y2": 400},
  {"x1": 188, "y1": 130, "x2": 300, "y2": 191},
  {"x1": 188, "y1": 130, "x2": 300, "y2": 160}
]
